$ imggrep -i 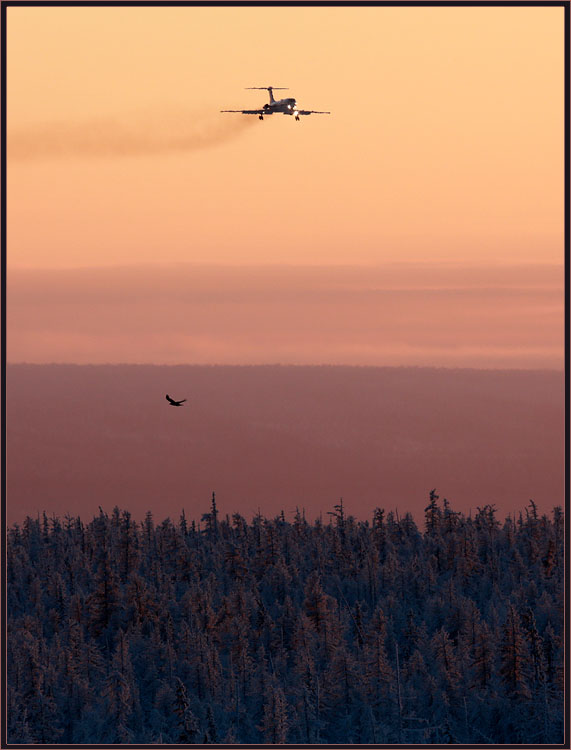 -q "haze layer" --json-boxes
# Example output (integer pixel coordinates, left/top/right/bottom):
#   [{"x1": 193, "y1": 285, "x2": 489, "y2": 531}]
[
  {"x1": 7, "y1": 365, "x2": 563, "y2": 526},
  {"x1": 8, "y1": 263, "x2": 563, "y2": 369}
]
